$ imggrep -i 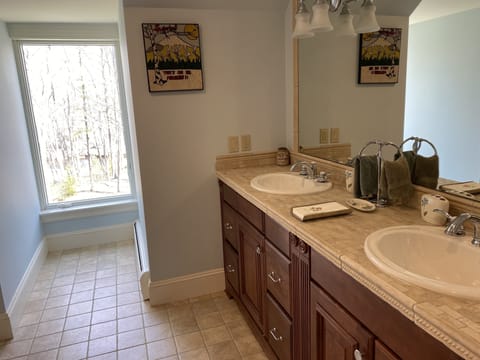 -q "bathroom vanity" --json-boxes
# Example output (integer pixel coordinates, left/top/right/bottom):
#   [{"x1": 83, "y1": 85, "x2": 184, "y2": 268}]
[{"x1": 217, "y1": 163, "x2": 478, "y2": 360}]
